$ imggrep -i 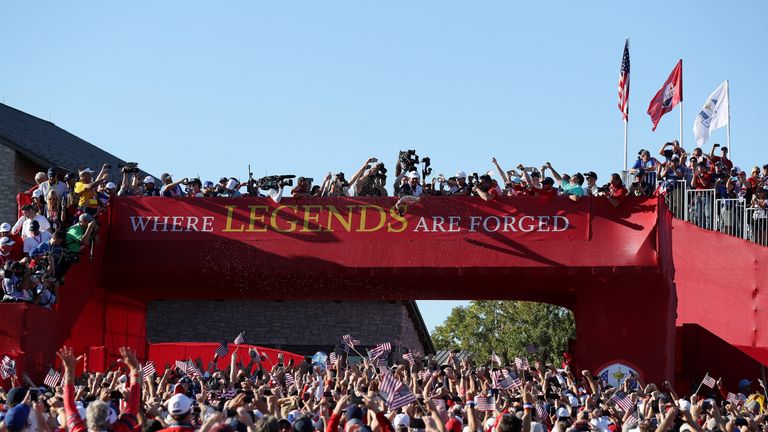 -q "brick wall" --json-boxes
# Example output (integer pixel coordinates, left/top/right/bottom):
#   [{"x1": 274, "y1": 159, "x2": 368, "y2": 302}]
[
  {"x1": 146, "y1": 300, "x2": 429, "y2": 355},
  {"x1": 0, "y1": 144, "x2": 18, "y2": 224}
]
